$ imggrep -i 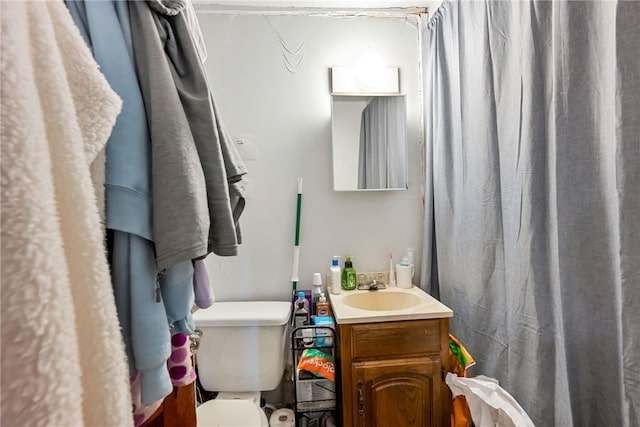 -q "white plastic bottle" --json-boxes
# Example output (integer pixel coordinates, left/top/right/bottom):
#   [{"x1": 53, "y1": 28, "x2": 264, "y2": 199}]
[
  {"x1": 329, "y1": 256, "x2": 342, "y2": 295},
  {"x1": 312, "y1": 272, "x2": 324, "y2": 307}
]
